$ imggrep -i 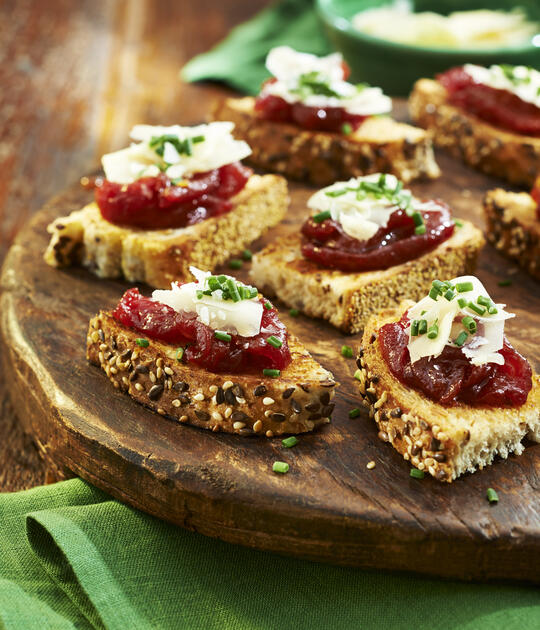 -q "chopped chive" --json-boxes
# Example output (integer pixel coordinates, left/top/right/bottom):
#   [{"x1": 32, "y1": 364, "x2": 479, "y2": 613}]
[
  {"x1": 325, "y1": 189, "x2": 348, "y2": 198},
  {"x1": 263, "y1": 368, "x2": 280, "y2": 378},
  {"x1": 488, "y1": 306, "x2": 498, "y2": 315},
  {"x1": 486, "y1": 487, "x2": 499, "y2": 503},
  {"x1": 282, "y1": 436, "x2": 298, "y2": 448},
  {"x1": 191, "y1": 134, "x2": 205, "y2": 143},
  {"x1": 312, "y1": 209, "x2": 332, "y2": 223},
  {"x1": 273, "y1": 461, "x2": 289, "y2": 474},
  {"x1": 498, "y1": 279, "x2": 512, "y2": 287},
  {"x1": 341, "y1": 122, "x2": 352, "y2": 135},
  {"x1": 462, "y1": 316, "x2": 477, "y2": 333},
  {"x1": 454, "y1": 218, "x2": 464, "y2": 227},
  {"x1": 432, "y1": 280, "x2": 445, "y2": 292},
  {"x1": 241, "y1": 249, "x2": 252, "y2": 261},
  {"x1": 341, "y1": 345, "x2": 354, "y2": 358},
  {"x1": 411, "y1": 211, "x2": 424, "y2": 227},
  {"x1": 349, "y1": 407, "x2": 361, "y2": 419},
  {"x1": 354, "y1": 369, "x2": 363, "y2": 381},
  {"x1": 196, "y1": 290, "x2": 204, "y2": 299},
  {"x1": 456, "y1": 281, "x2": 473, "y2": 293},
  {"x1": 289, "y1": 308, "x2": 299, "y2": 317},
  {"x1": 214, "y1": 331, "x2": 232, "y2": 342},
  {"x1": 454, "y1": 331, "x2": 468, "y2": 347},
  {"x1": 427, "y1": 323, "x2": 439, "y2": 339},
  {"x1": 264, "y1": 301, "x2": 272, "y2": 310},
  {"x1": 228, "y1": 259, "x2": 243, "y2": 270},
  {"x1": 415, "y1": 224, "x2": 426, "y2": 235},
  {"x1": 410, "y1": 468, "x2": 425, "y2": 479},
  {"x1": 477, "y1": 295, "x2": 491, "y2": 307},
  {"x1": 468, "y1": 301, "x2": 486, "y2": 316},
  {"x1": 444, "y1": 288, "x2": 456, "y2": 301},
  {"x1": 428, "y1": 287, "x2": 440, "y2": 300},
  {"x1": 226, "y1": 277, "x2": 241, "y2": 302},
  {"x1": 418, "y1": 319, "x2": 428, "y2": 335},
  {"x1": 458, "y1": 297, "x2": 468, "y2": 308},
  {"x1": 411, "y1": 320, "x2": 419, "y2": 336},
  {"x1": 135, "y1": 338, "x2": 149, "y2": 347},
  {"x1": 267, "y1": 335, "x2": 283, "y2": 348},
  {"x1": 175, "y1": 347, "x2": 184, "y2": 361}
]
